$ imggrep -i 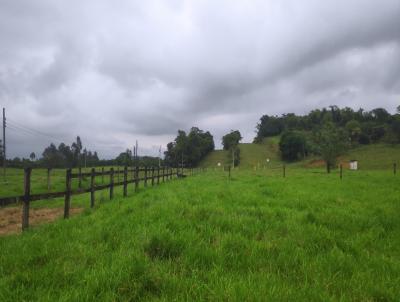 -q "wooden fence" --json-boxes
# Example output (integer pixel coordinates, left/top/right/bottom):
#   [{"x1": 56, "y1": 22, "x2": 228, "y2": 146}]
[{"x1": 1, "y1": 166, "x2": 195, "y2": 231}]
